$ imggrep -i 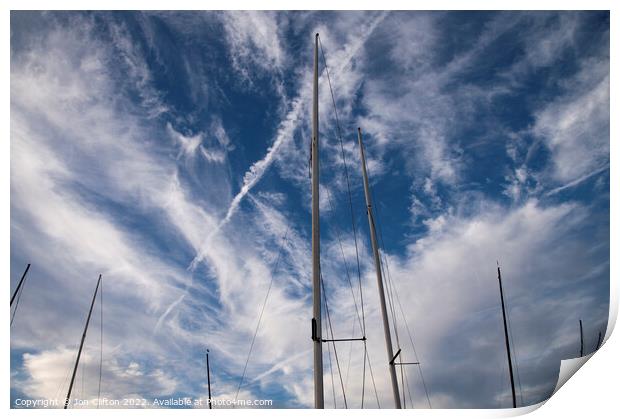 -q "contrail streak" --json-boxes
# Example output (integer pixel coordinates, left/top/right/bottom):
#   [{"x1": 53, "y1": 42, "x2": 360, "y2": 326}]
[{"x1": 188, "y1": 11, "x2": 389, "y2": 272}]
